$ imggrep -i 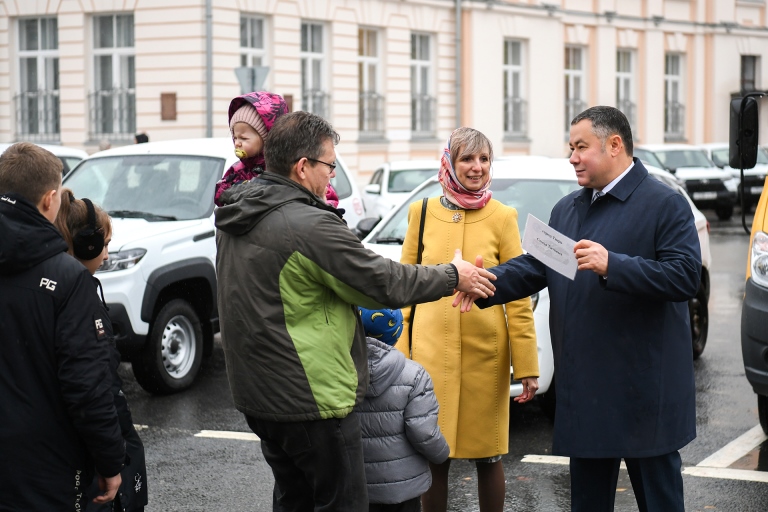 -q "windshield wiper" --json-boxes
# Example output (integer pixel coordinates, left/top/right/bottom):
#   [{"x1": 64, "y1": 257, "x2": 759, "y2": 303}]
[
  {"x1": 108, "y1": 210, "x2": 177, "y2": 221},
  {"x1": 373, "y1": 237, "x2": 405, "y2": 244}
]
